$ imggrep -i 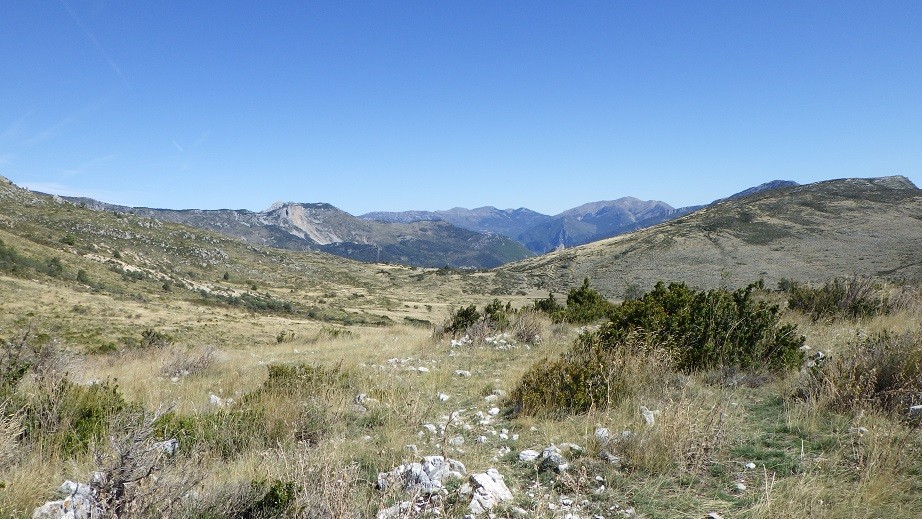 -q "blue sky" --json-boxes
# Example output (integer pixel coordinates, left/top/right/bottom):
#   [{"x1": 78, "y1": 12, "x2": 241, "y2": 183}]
[{"x1": 1, "y1": 1, "x2": 920, "y2": 215}]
